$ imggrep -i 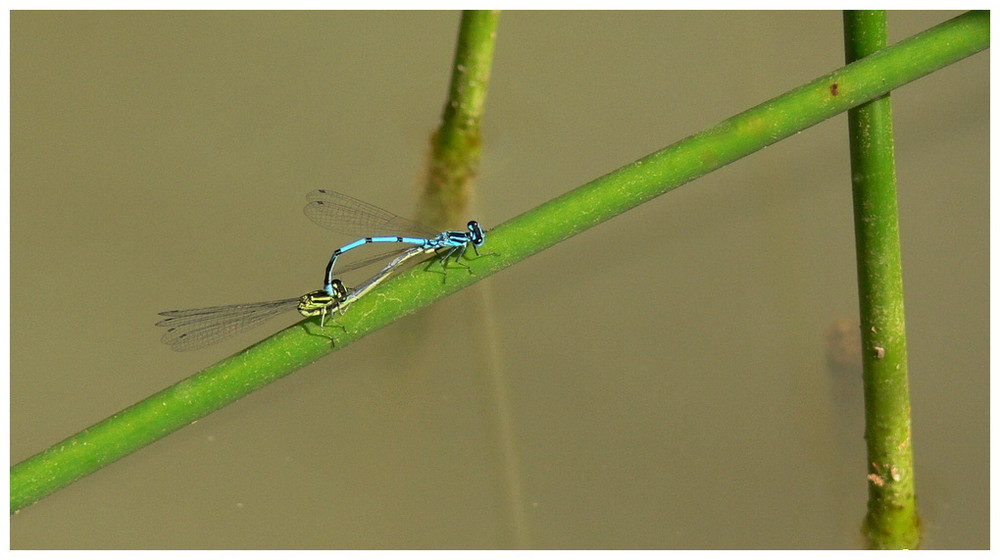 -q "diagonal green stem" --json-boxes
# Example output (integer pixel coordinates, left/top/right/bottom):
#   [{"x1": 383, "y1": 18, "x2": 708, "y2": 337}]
[
  {"x1": 11, "y1": 11, "x2": 988, "y2": 514},
  {"x1": 843, "y1": 10, "x2": 920, "y2": 549}
]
